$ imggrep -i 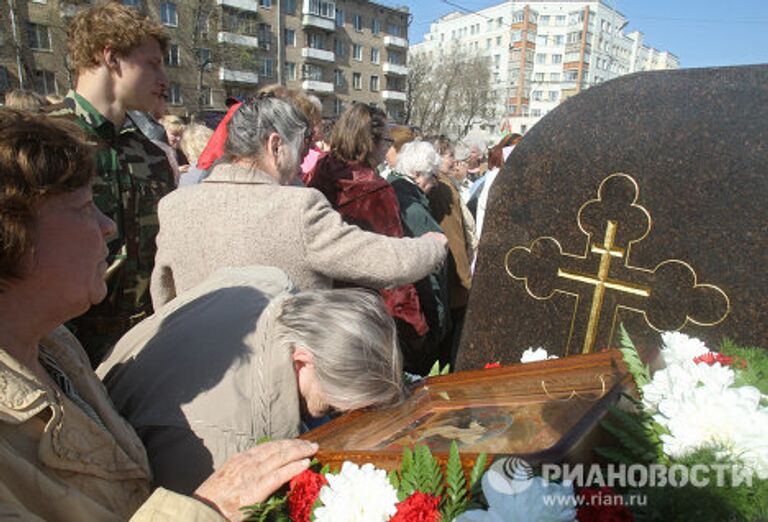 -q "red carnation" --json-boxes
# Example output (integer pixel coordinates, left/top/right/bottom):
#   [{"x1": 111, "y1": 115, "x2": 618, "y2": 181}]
[
  {"x1": 577, "y1": 487, "x2": 634, "y2": 522},
  {"x1": 484, "y1": 362, "x2": 502, "y2": 369},
  {"x1": 693, "y1": 352, "x2": 734, "y2": 367},
  {"x1": 288, "y1": 469, "x2": 327, "y2": 522},
  {"x1": 390, "y1": 492, "x2": 441, "y2": 522}
]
